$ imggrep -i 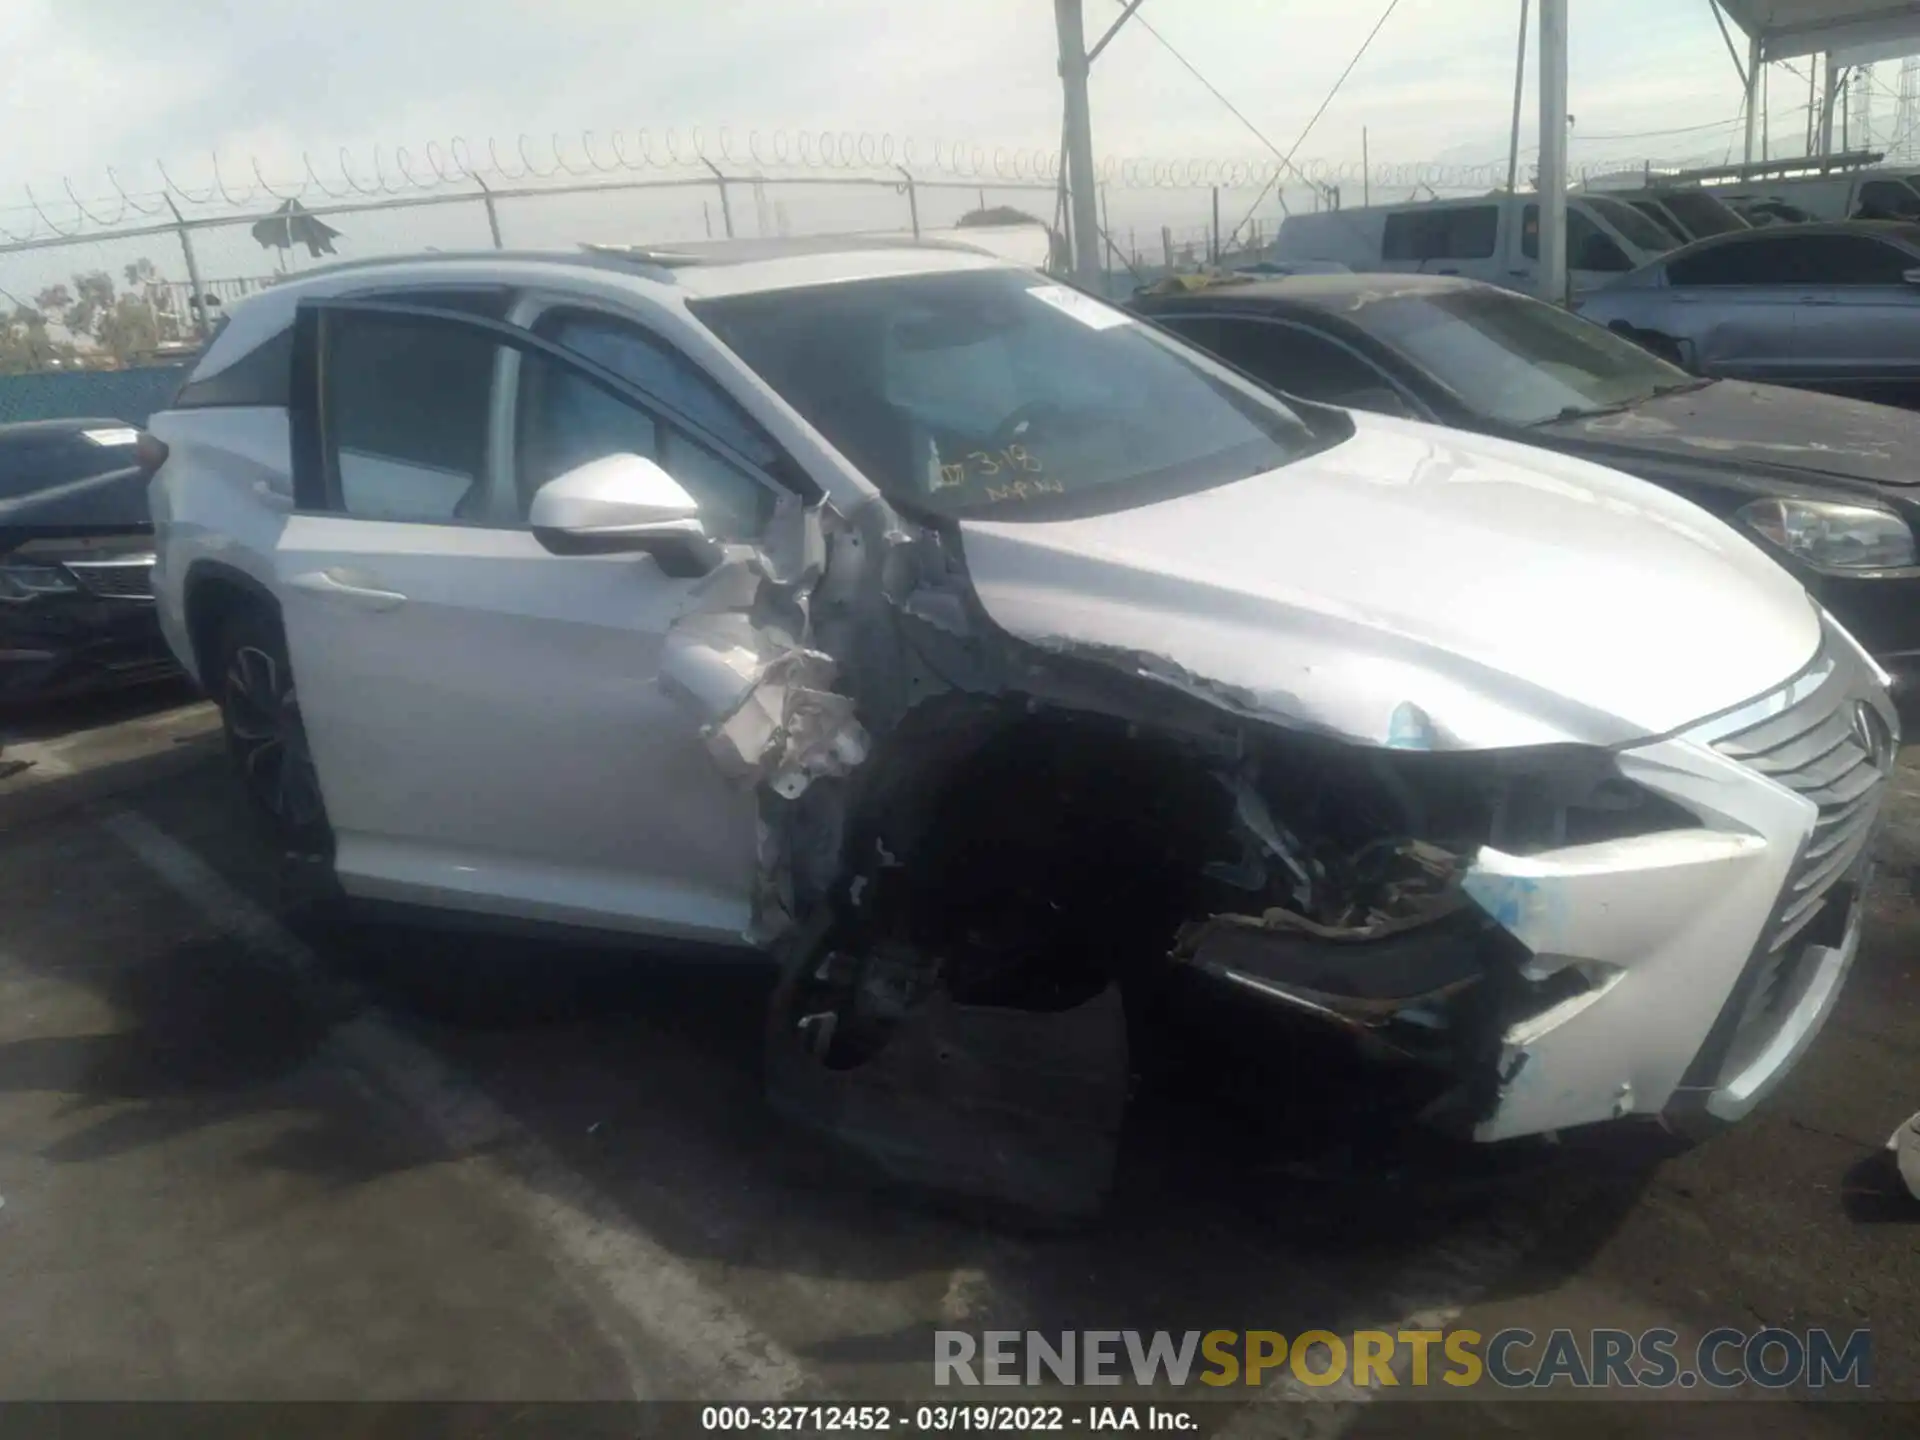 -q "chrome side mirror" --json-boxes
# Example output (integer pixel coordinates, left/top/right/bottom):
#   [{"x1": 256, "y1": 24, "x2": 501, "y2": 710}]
[{"x1": 529, "y1": 453, "x2": 719, "y2": 577}]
